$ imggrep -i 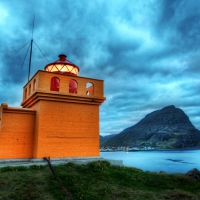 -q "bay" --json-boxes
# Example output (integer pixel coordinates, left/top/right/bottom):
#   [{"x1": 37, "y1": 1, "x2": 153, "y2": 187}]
[{"x1": 100, "y1": 150, "x2": 200, "y2": 173}]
